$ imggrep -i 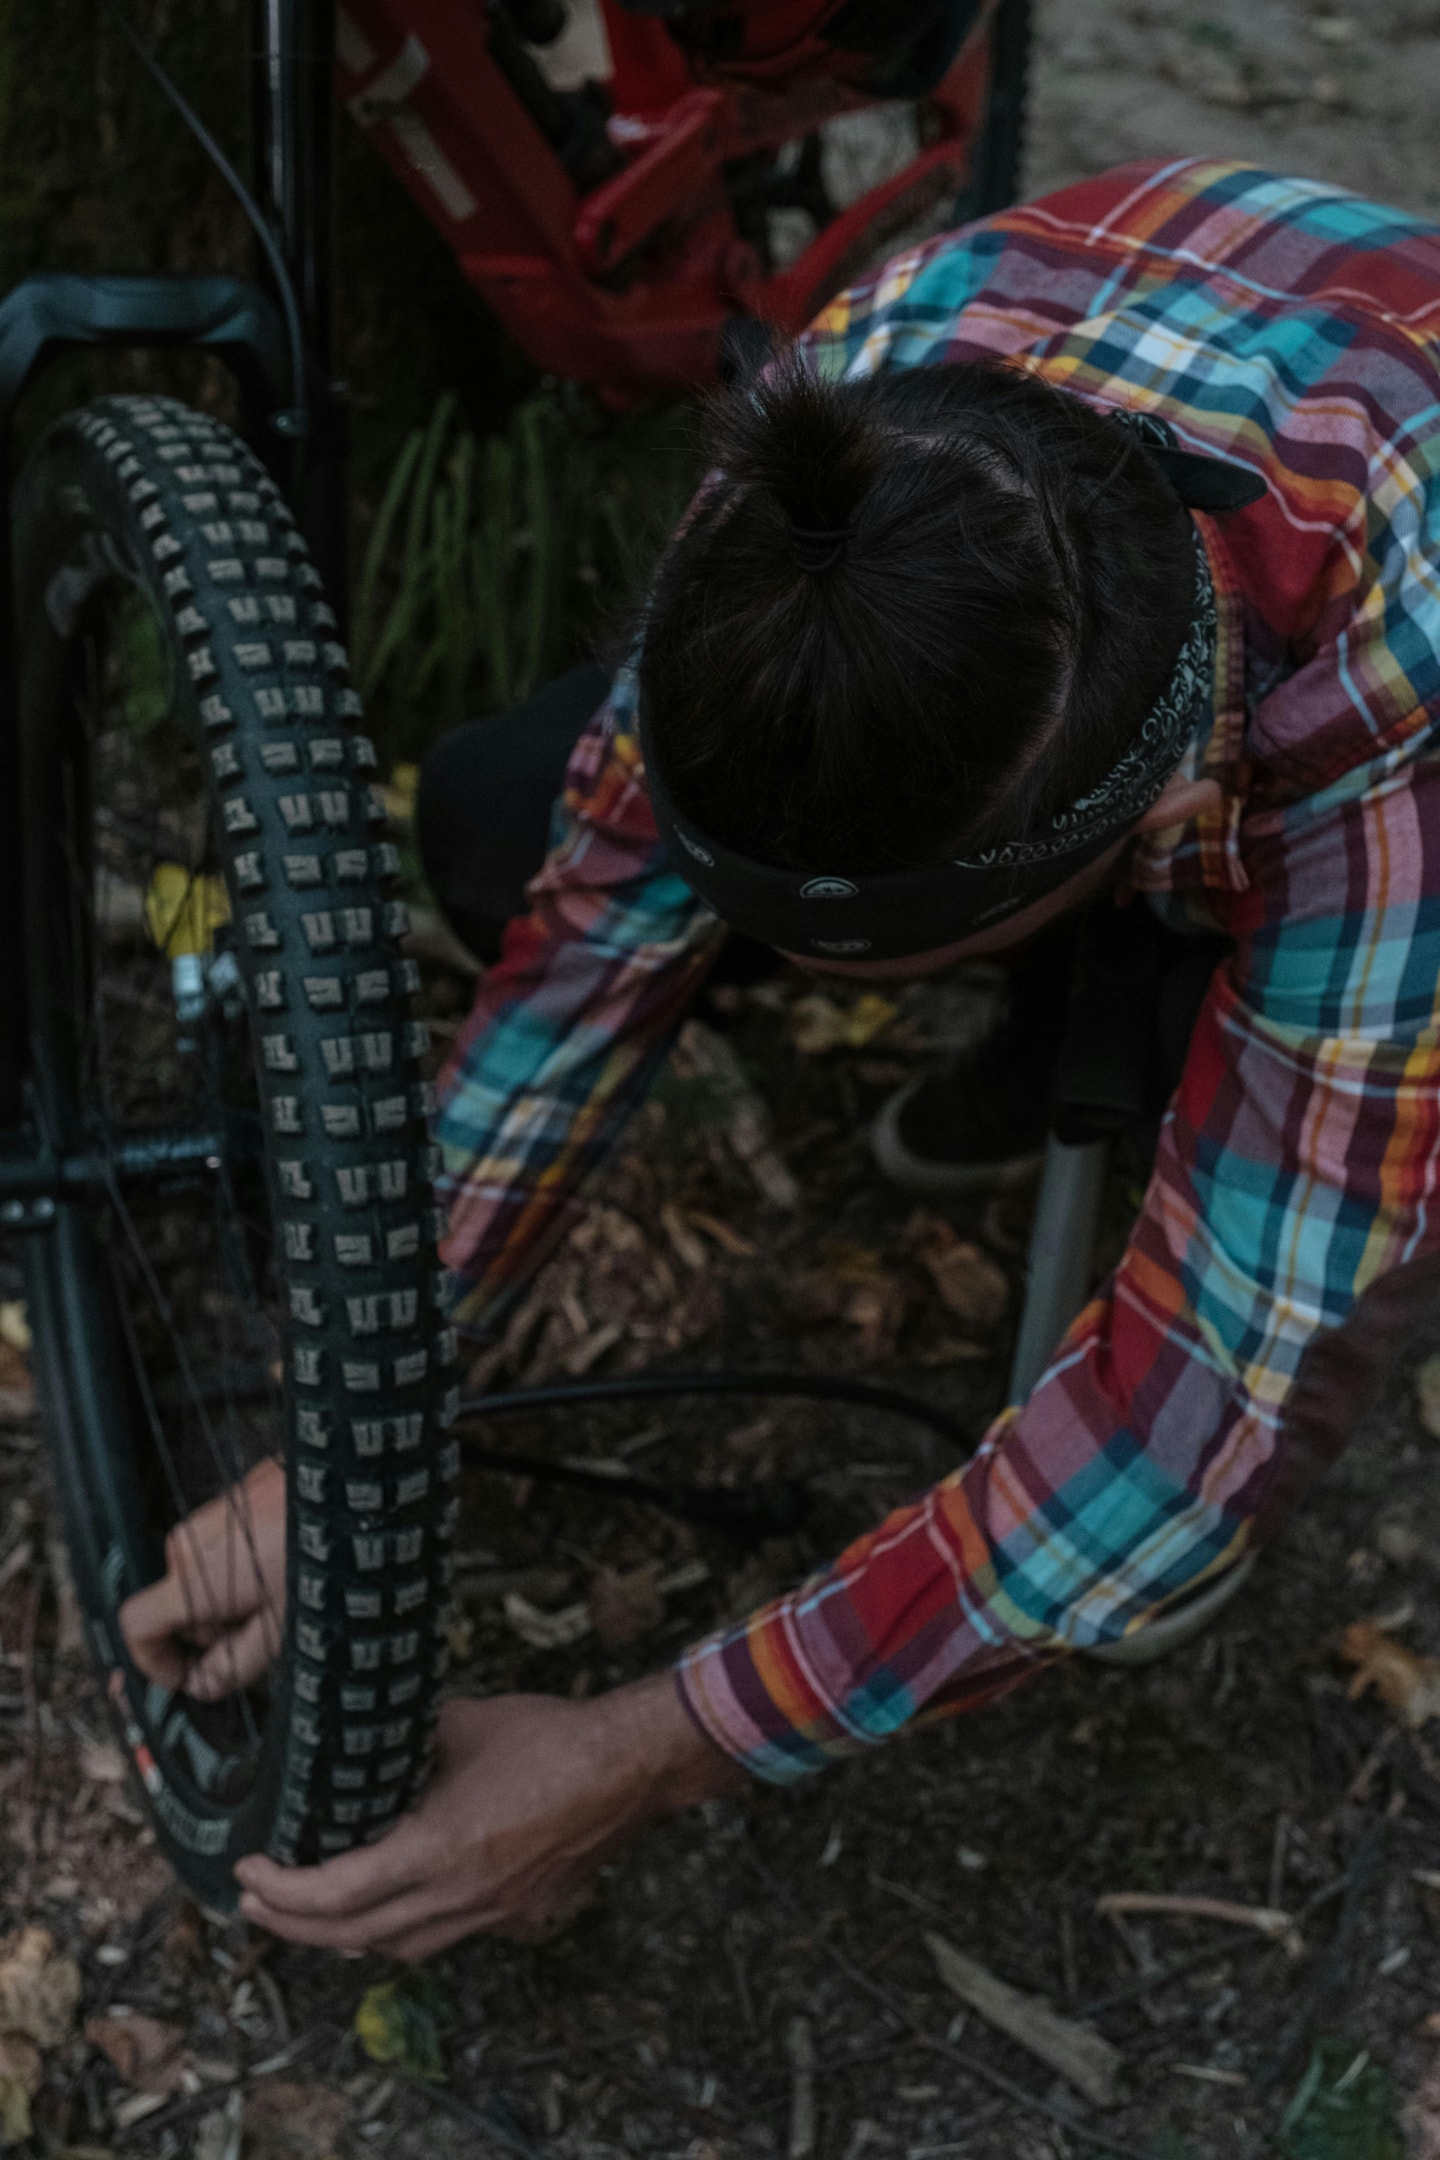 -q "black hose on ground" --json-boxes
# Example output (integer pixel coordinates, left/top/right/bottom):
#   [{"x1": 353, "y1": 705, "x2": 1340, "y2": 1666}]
[{"x1": 453, "y1": 1369, "x2": 975, "y2": 1542}]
